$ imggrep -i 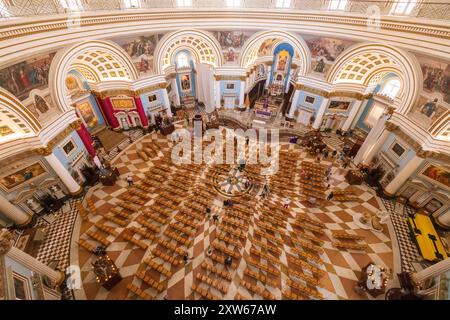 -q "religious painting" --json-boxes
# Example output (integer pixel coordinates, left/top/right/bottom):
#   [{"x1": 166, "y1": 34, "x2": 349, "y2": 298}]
[
  {"x1": 328, "y1": 100, "x2": 350, "y2": 111},
  {"x1": 13, "y1": 273, "x2": 30, "y2": 300},
  {"x1": 0, "y1": 52, "x2": 56, "y2": 100},
  {"x1": 226, "y1": 83, "x2": 235, "y2": 90},
  {"x1": 114, "y1": 34, "x2": 164, "y2": 76},
  {"x1": 408, "y1": 96, "x2": 447, "y2": 130},
  {"x1": 62, "y1": 139, "x2": 76, "y2": 157},
  {"x1": 77, "y1": 101, "x2": 98, "y2": 128},
  {"x1": 148, "y1": 94, "x2": 157, "y2": 102},
  {"x1": 65, "y1": 75, "x2": 82, "y2": 93},
  {"x1": 305, "y1": 96, "x2": 315, "y2": 104},
  {"x1": 304, "y1": 36, "x2": 354, "y2": 75},
  {"x1": 181, "y1": 74, "x2": 191, "y2": 91},
  {"x1": 418, "y1": 55, "x2": 450, "y2": 104},
  {"x1": 212, "y1": 30, "x2": 253, "y2": 64},
  {"x1": 0, "y1": 125, "x2": 14, "y2": 137},
  {"x1": 111, "y1": 97, "x2": 135, "y2": 110},
  {"x1": 258, "y1": 38, "x2": 277, "y2": 56},
  {"x1": 276, "y1": 50, "x2": 289, "y2": 72},
  {"x1": 420, "y1": 164, "x2": 450, "y2": 190},
  {"x1": 390, "y1": 141, "x2": 406, "y2": 158},
  {"x1": 0, "y1": 162, "x2": 47, "y2": 191}
]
